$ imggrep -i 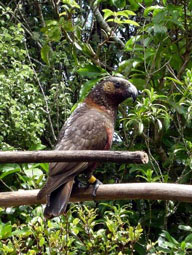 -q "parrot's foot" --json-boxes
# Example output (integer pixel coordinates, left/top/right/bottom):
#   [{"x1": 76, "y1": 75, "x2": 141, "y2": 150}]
[
  {"x1": 74, "y1": 179, "x2": 89, "y2": 189},
  {"x1": 88, "y1": 175, "x2": 103, "y2": 197},
  {"x1": 92, "y1": 179, "x2": 103, "y2": 197}
]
